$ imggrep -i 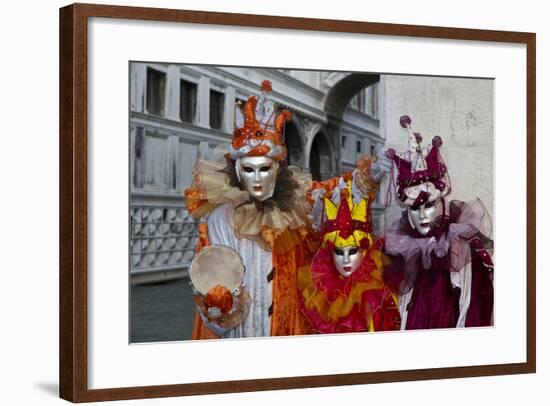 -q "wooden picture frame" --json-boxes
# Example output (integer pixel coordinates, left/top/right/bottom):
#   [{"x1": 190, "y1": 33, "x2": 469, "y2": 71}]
[{"x1": 59, "y1": 3, "x2": 536, "y2": 402}]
